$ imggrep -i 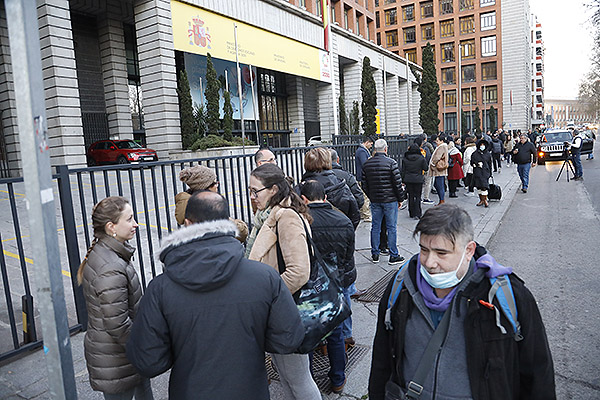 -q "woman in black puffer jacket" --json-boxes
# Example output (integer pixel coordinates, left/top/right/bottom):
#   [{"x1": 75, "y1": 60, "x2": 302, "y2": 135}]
[
  {"x1": 78, "y1": 196, "x2": 154, "y2": 400},
  {"x1": 401, "y1": 144, "x2": 428, "y2": 219},
  {"x1": 471, "y1": 139, "x2": 493, "y2": 207}
]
